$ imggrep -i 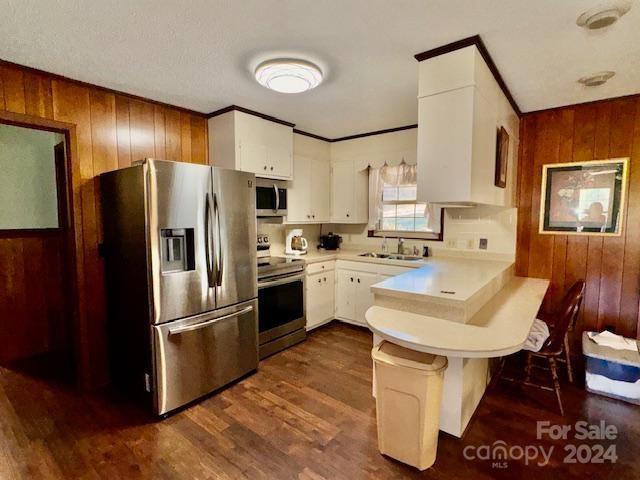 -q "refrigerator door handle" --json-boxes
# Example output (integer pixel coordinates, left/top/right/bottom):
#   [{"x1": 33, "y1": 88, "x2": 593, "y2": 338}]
[
  {"x1": 214, "y1": 193, "x2": 224, "y2": 287},
  {"x1": 204, "y1": 193, "x2": 216, "y2": 288},
  {"x1": 168, "y1": 305, "x2": 253, "y2": 336},
  {"x1": 273, "y1": 183, "x2": 279, "y2": 212}
]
